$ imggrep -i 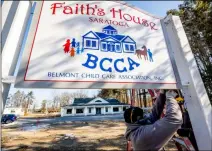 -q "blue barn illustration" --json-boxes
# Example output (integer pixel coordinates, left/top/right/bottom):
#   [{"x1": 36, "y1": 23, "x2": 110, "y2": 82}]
[{"x1": 82, "y1": 25, "x2": 136, "y2": 53}]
